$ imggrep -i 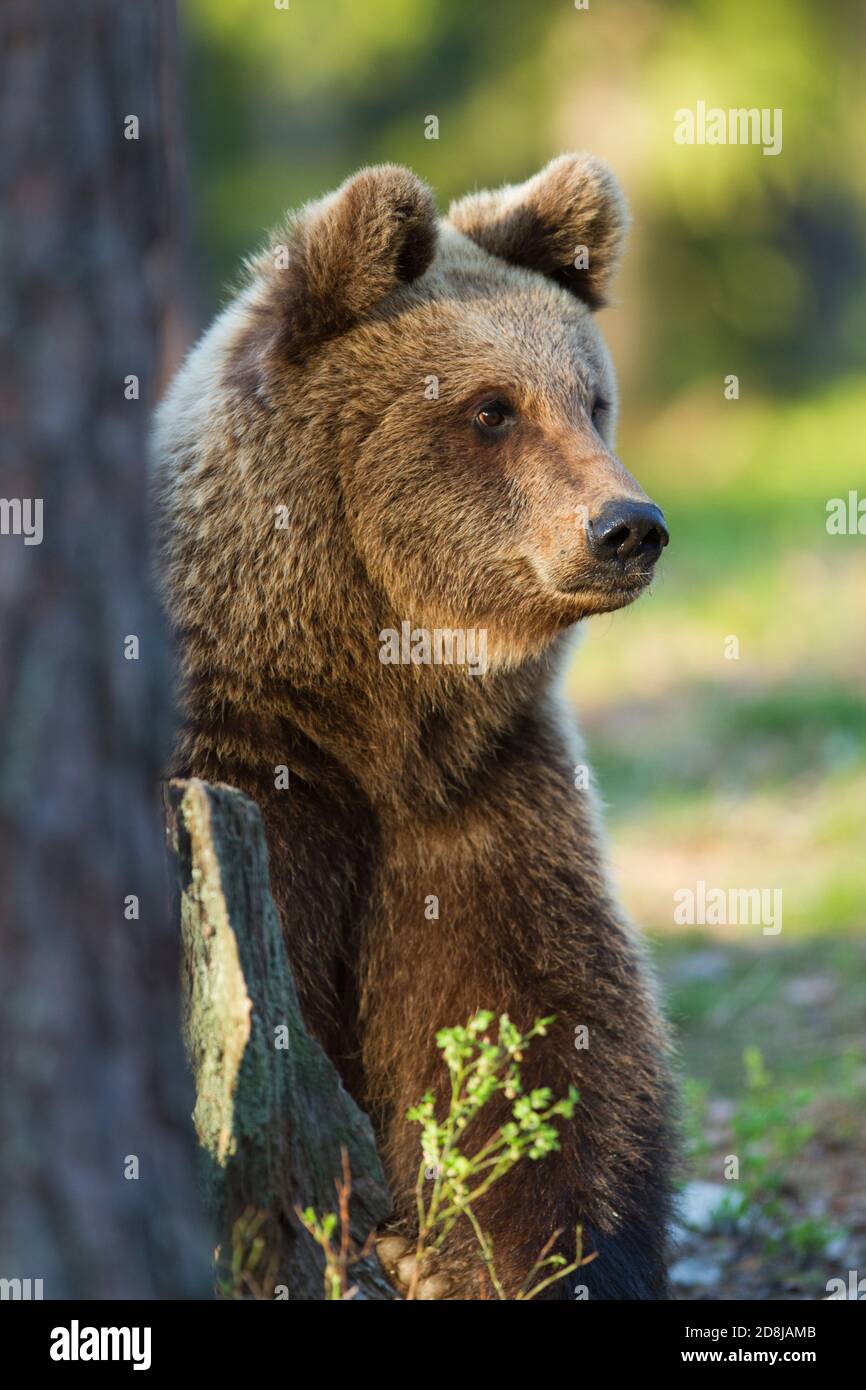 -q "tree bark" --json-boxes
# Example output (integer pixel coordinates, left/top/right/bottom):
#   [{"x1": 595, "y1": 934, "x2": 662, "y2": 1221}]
[
  {"x1": 165, "y1": 779, "x2": 396, "y2": 1300},
  {"x1": 0, "y1": 0, "x2": 208, "y2": 1297}
]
